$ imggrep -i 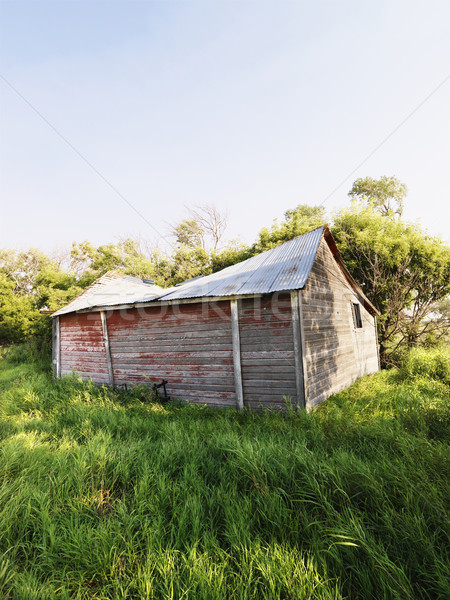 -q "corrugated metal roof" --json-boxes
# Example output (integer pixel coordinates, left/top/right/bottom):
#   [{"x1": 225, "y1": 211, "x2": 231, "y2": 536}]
[
  {"x1": 158, "y1": 227, "x2": 324, "y2": 300},
  {"x1": 52, "y1": 227, "x2": 338, "y2": 316},
  {"x1": 52, "y1": 272, "x2": 165, "y2": 317}
]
